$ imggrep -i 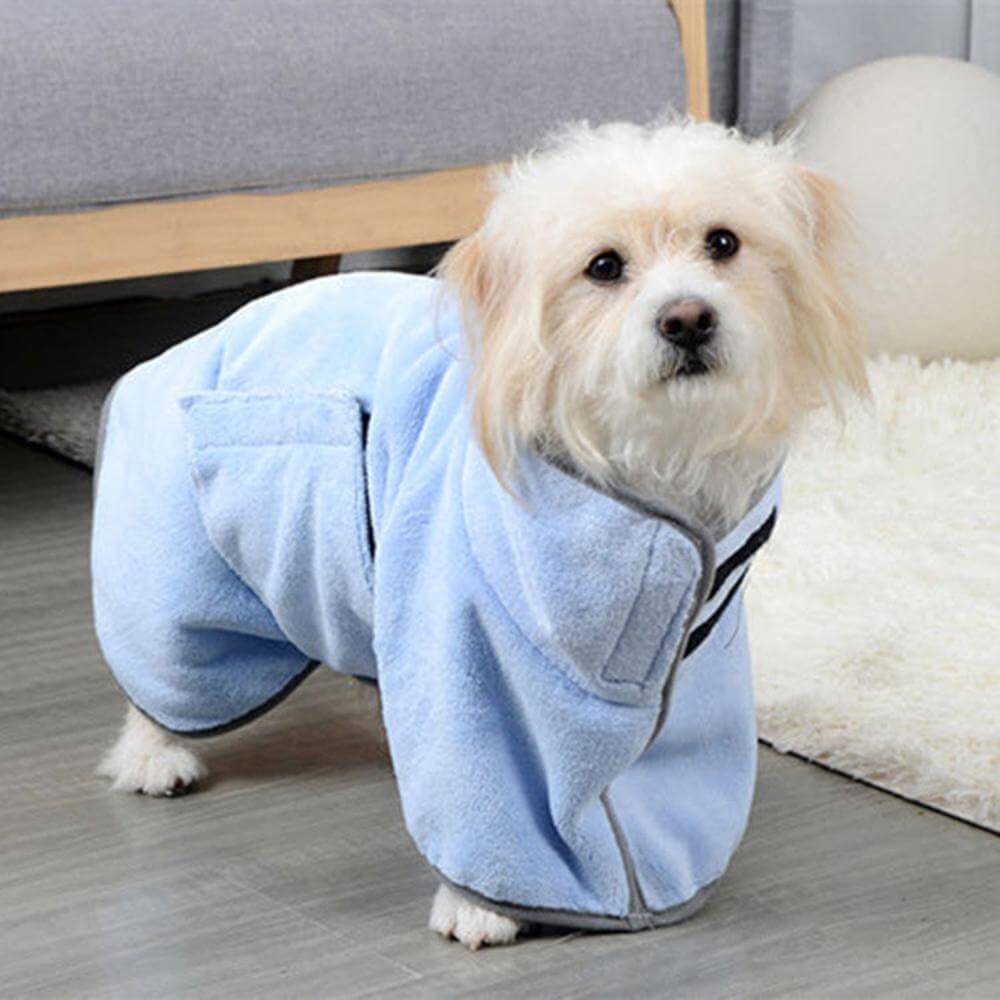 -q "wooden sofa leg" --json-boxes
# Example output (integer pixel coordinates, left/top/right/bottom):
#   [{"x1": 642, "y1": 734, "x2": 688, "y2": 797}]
[
  {"x1": 669, "y1": 0, "x2": 711, "y2": 121},
  {"x1": 290, "y1": 254, "x2": 342, "y2": 283}
]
